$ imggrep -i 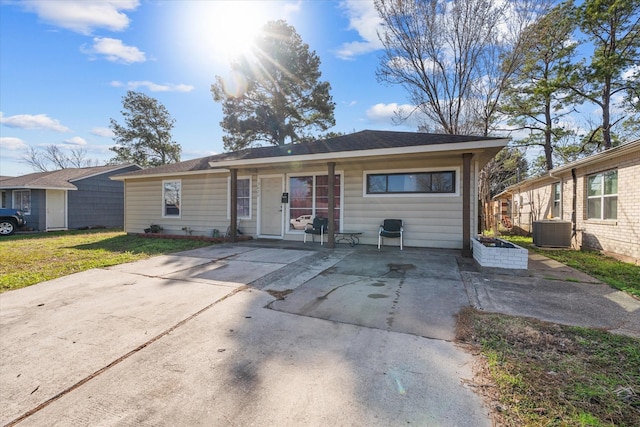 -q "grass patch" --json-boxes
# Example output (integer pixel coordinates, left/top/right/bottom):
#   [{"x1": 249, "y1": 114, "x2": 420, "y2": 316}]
[
  {"x1": 0, "y1": 229, "x2": 213, "y2": 293},
  {"x1": 501, "y1": 235, "x2": 640, "y2": 298},
  {"x1": 457, "y1": 307, "x2": 640, "y2": 427}
]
